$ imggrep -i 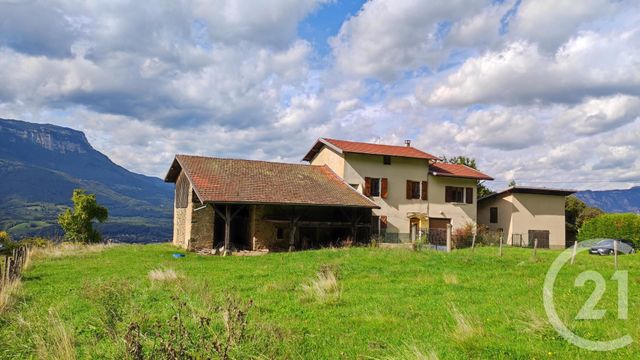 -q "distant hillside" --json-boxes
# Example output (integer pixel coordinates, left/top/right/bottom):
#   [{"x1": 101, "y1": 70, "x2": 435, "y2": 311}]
[
  {"x1": 576, "y1": 187, "x2": 640, "y2": 213},
  {"x1": 0, "y1": 118, "x2": 172, "y2": 242}
]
